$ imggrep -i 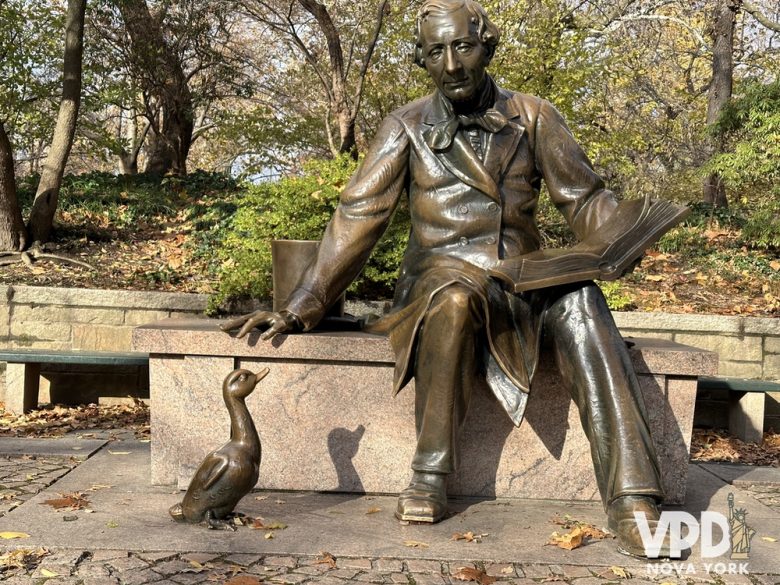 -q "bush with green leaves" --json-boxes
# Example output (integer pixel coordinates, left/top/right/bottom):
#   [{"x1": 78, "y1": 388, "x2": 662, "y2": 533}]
[{"x1": 208, "y1": 155, "x2": 410, "y2": 313}]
